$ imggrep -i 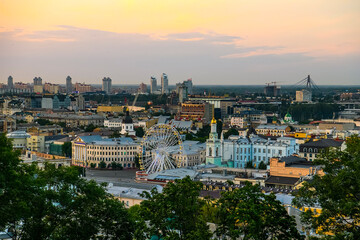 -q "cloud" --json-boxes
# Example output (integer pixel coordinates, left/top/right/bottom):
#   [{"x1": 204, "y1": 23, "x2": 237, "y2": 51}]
[{"x1": 0, "y1": 26, "x2": 358, "y2": 85}]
